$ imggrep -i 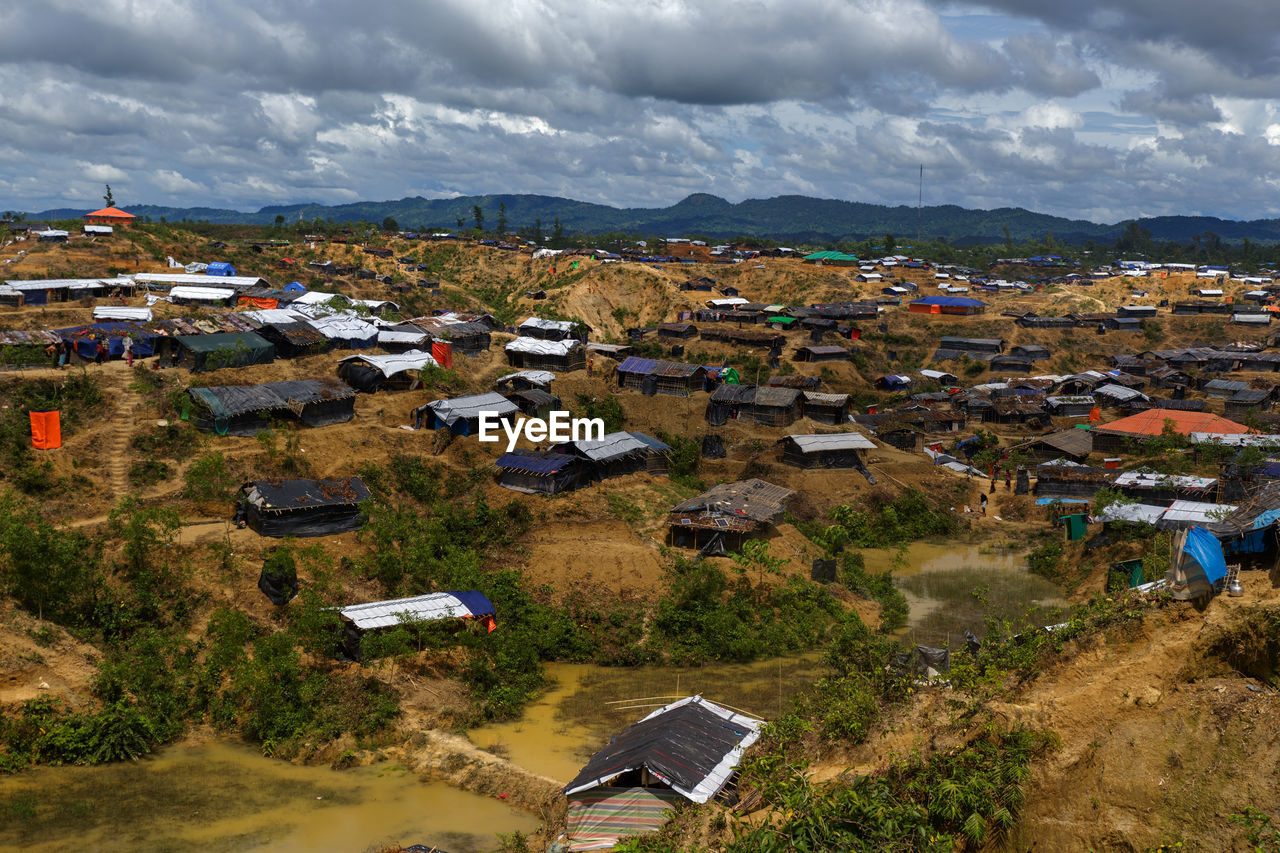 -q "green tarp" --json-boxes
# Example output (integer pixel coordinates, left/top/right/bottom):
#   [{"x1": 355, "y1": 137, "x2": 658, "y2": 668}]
[{"x1": 175, "y1": 332, "x2": 275, "y2": 373}]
